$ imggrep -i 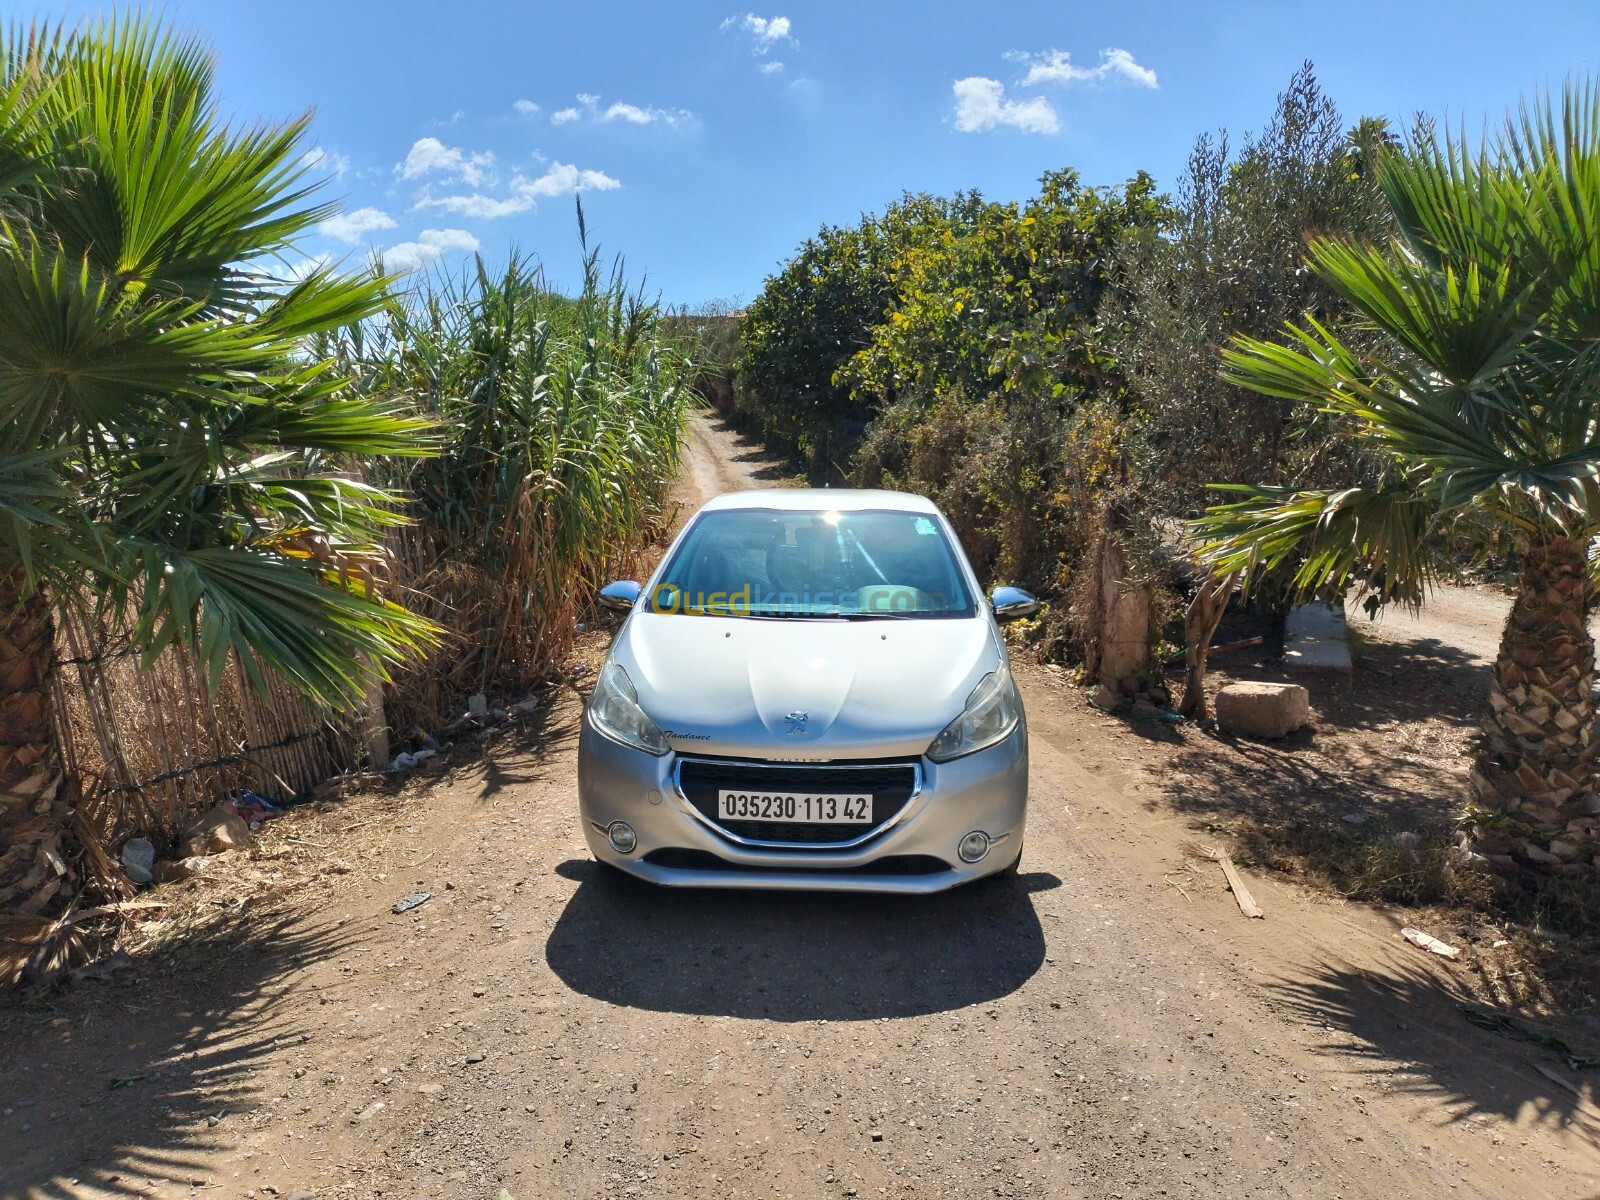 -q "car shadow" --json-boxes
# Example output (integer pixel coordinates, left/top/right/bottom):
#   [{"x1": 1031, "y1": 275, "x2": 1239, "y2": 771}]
[{"x1": 544, "y1": 859, "x2": 1057, "y2": 1020}]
